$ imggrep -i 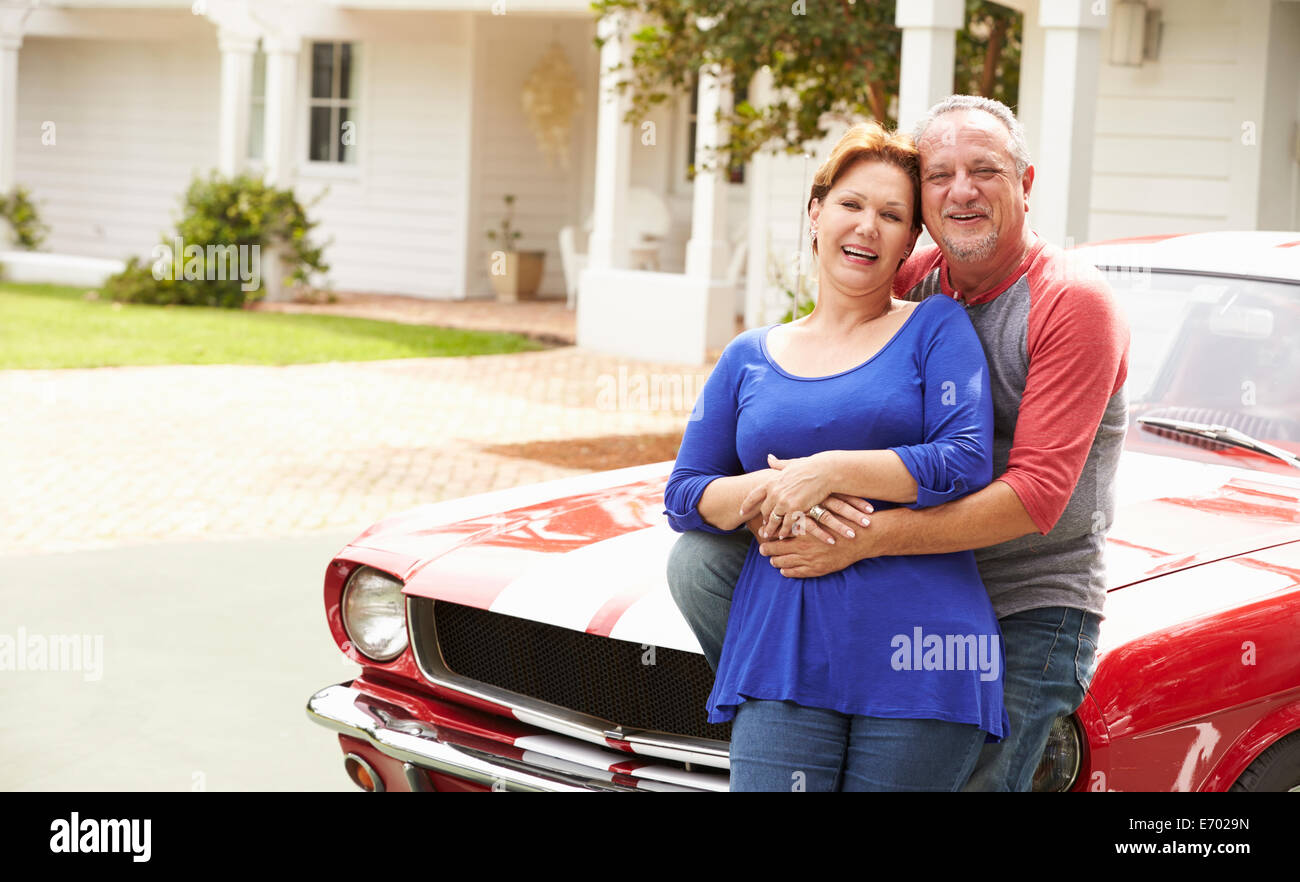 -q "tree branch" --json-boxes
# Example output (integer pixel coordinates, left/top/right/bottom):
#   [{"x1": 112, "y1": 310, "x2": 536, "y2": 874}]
[{"x1": 980, "y1": 17, "x2": 1008, "y2": 98}]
